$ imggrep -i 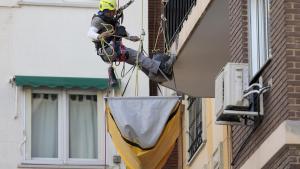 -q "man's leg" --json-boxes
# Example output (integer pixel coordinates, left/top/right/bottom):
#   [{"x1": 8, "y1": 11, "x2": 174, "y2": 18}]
[
  {"x1": 98, "y1": 47, "x2": 120, "y2": 63},
  {"x1": 125, "y1": 48, "x2": 161, "y2": 74},
  {"x1": 98, "y1": 47, "x2": 119, "y2": 86}
]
